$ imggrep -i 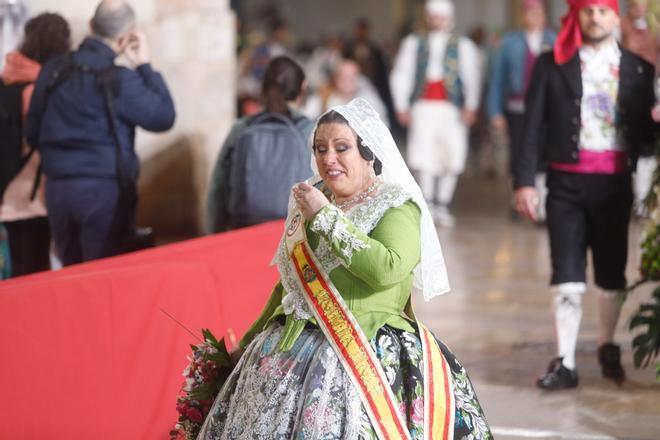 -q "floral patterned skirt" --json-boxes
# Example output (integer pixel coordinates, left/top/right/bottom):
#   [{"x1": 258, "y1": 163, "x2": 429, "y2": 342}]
[{"x1": 197, "y1": 322, "x2": 491, "y2": 440}]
